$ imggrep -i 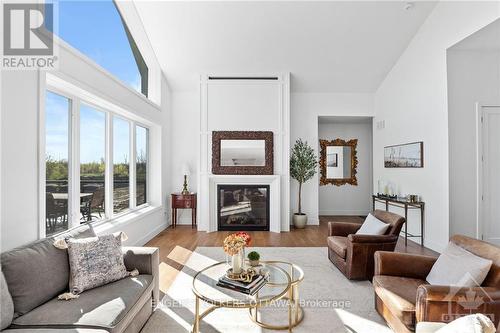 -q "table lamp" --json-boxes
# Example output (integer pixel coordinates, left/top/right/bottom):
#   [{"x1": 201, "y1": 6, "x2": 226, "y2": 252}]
[{"x1": 181, "y1": 164, "x2": 191, "y2": 195}]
